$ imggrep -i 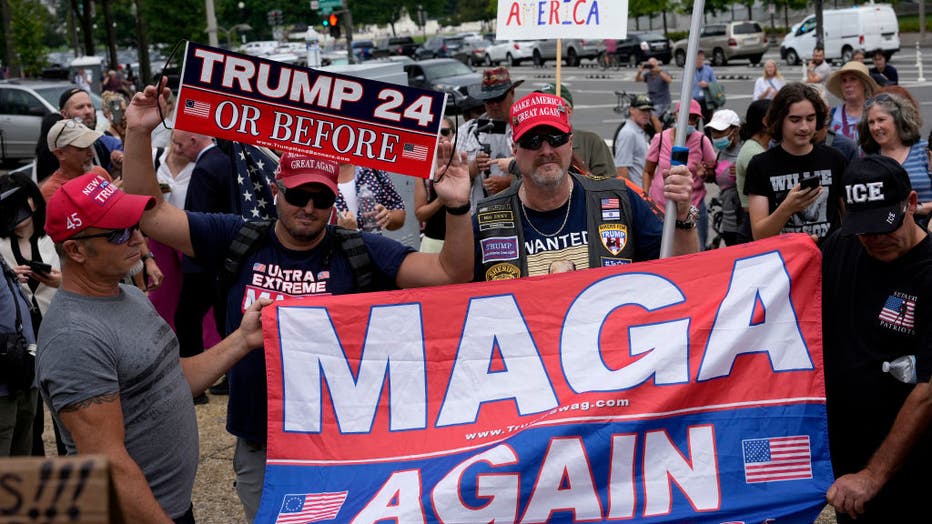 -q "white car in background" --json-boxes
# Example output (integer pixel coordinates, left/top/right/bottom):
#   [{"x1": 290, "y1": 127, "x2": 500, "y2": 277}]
[
  {"x1": 238, "y1": 41, "x2": 279, "y2": 56},
  {"x1": 482, "y1": 40, "x2": 539, "y2": 67}
]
